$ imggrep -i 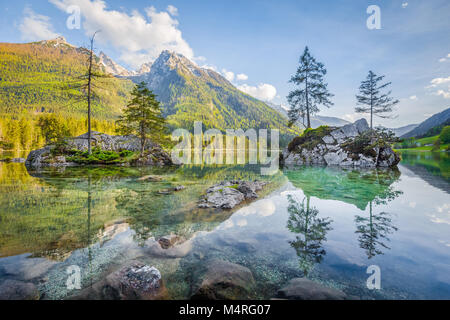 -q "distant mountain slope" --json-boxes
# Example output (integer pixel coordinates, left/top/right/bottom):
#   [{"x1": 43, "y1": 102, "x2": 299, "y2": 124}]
[
  {"x1": 0, "y1": 37, "x2": 134, "y2": 119},
  {"x1": 401, "y1": 108, "x2": 450, "y2": 138},
  {"x1": 267, "y1": 103, "x2": 350, "y2": 128},
  {"x1": 389, "y1": 124, "x2": 419, "y2": 137},
  {"x1": 131, "y1": 51, "x2": 300, "y2": 141}
]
